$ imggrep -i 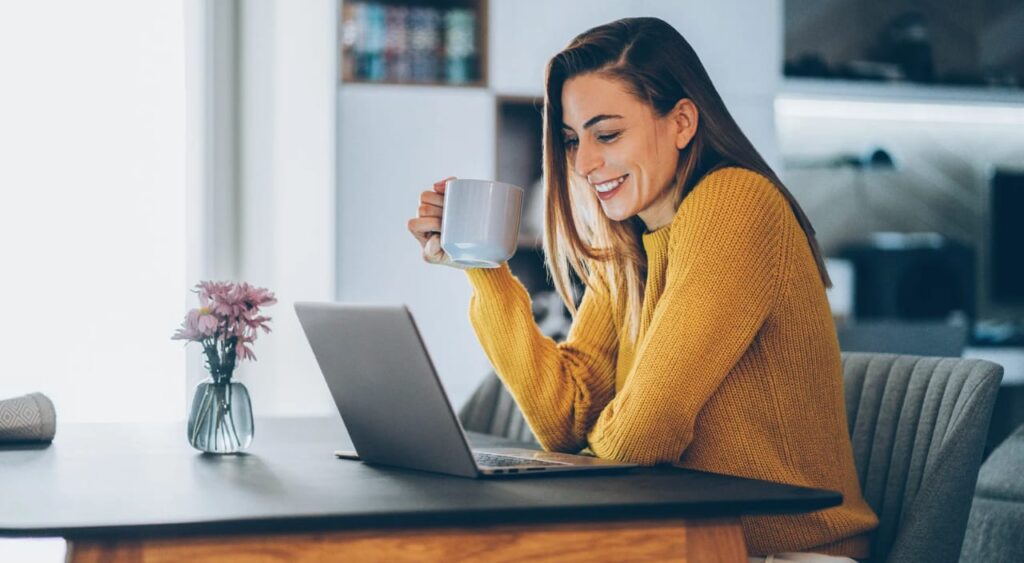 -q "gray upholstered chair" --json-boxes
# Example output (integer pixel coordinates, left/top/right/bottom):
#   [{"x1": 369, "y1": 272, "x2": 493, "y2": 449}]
[
  {"x1": 842, "y1": 353, "x2": 1002, "y2": 563},
  {"x1": 458, "y1": 371, "x2": 539, "y2": 445},
  {"x1": 459, "y1": 353, "x2": 1004, "y2": 562}
]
